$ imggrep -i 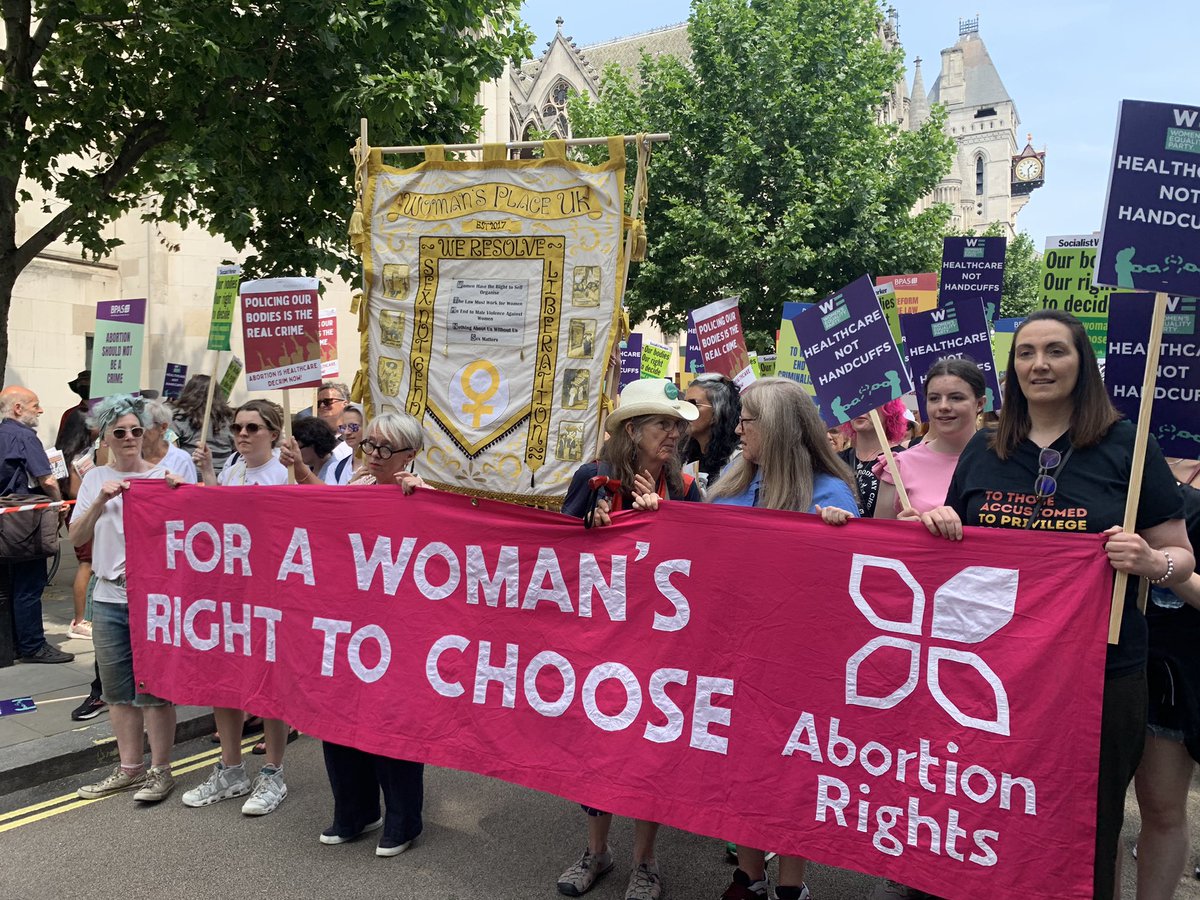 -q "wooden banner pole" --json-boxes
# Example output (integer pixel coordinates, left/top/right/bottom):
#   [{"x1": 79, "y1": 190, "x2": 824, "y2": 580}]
[
  {"x1": 1108, "y1": 290, "x2": 1169, "y2": 643},
  {"x1": 198, "y1": 353, "x2": 220, "y2": 450},
  {"x1": 869, "y1": 409, "x2": 911, "y2": 511},
  {"x1": 282, "y1": 391, "x2": 295, "y2": 485}
]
